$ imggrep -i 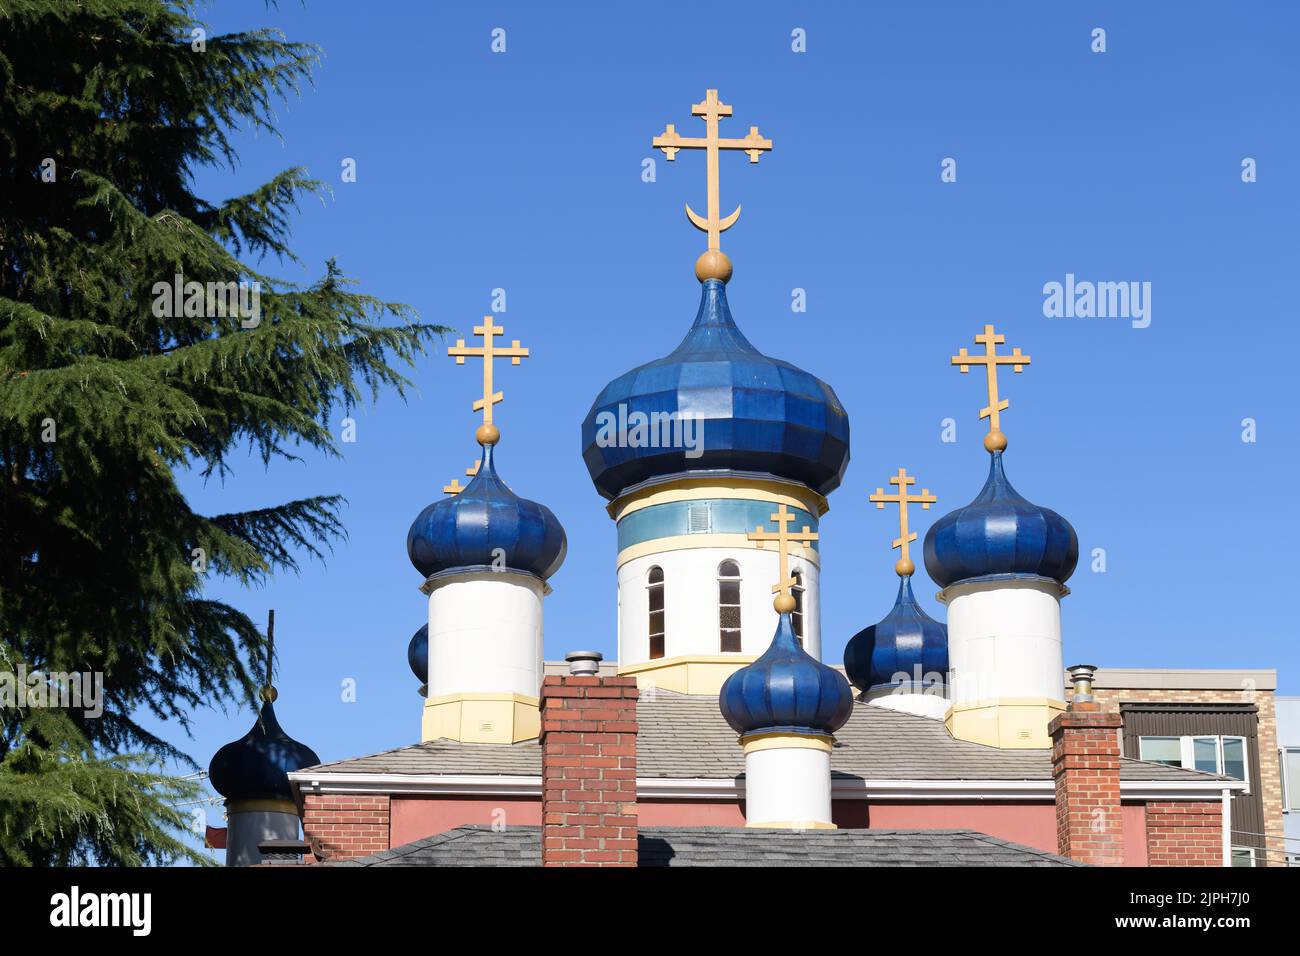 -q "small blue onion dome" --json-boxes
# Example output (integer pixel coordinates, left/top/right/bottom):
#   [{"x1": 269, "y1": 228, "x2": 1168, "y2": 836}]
[
  {"x1": 407, "y1": 623, "x2": 428, "y2": 683},
  {"x1": 209, "y1": 695, "x2": 320, "y2": 804},
  {"x1": 406, "y1": 443, "x2": 567, "y2": 582},
  {"x1": 843, "y1": 576, "x2": 948, "y2": 695},
  {"x1": 923, "y1": 450, "x2": 1078, "y2": 590},
  {"x1": 581, "y1": 279, "x2": 850, "y2": 501},
  {"x1": 719, "y1": 613, "x2": 854, "y2": 737}
]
